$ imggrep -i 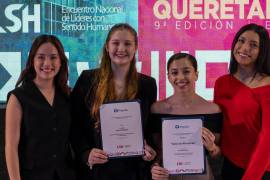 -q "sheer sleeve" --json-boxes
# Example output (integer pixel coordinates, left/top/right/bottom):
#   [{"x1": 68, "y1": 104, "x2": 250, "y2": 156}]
[{"x1": 243, "y1": 86, "x2": 270, "y2": 180}]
